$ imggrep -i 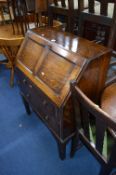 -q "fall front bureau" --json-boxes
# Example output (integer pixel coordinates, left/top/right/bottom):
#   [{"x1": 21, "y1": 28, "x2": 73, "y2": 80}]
[{"x1": 16, "y1": 27, "x2": 111, "y2": 159}]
